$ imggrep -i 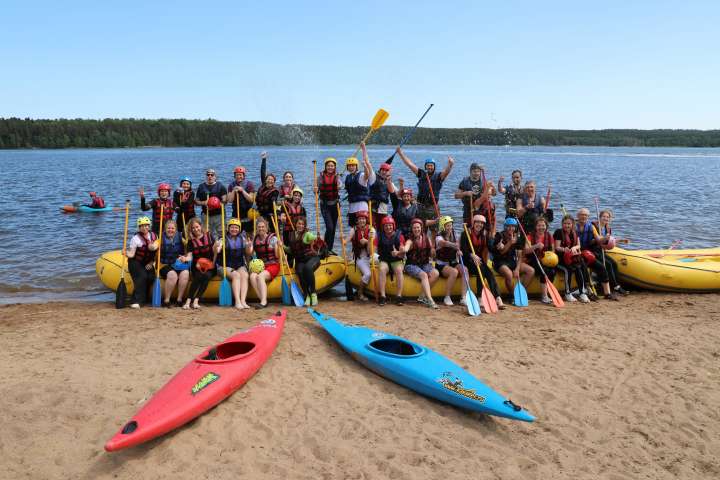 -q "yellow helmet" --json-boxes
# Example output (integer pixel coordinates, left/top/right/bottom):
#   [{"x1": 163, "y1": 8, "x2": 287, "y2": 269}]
[
  {"x1": 324, "y1": 157, "x2": 337, "y2": 167},
  {"x1": 227, "y1": 218, "x2": 242, "y2": 228},
  {"x1": 345, "y1": 157, "x2": 359, "y2": 169},
  {"x1": 541, "y1": 251, "x2": 559, "y2": 268},
  {"x1": 137, "y1": 216, "x2": 152, "y2": 227},
  {"x1": 291, "y1": 186, "x2": 304, "y2": 197},
  {"x1": 438, "y1": 215, "x2": 453, "y2": 231}
]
